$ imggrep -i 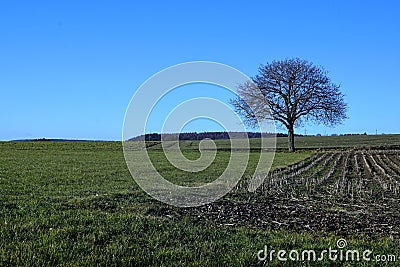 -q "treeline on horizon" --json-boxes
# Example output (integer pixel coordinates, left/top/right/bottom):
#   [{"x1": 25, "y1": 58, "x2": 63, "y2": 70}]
[
  {"x1": 130, "y1": 132, "x2": 294, "y2": 141},
  {"x1": 129, "y1": 132, "x2": 375, "y2": 141}
]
